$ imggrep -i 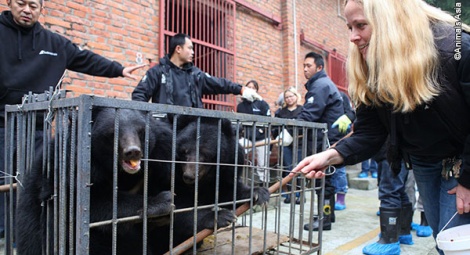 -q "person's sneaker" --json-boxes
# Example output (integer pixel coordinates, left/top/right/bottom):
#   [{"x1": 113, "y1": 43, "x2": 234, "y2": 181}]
[
  {"x1": 335, "y1": 203, "x2": 346, "y2": 210},
  {"x1": 358, "y1": 171, "x2": 369, "y2": 178},
  {"x1": 371, "y1": 171, "x2": 378, "y2": 178}
]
